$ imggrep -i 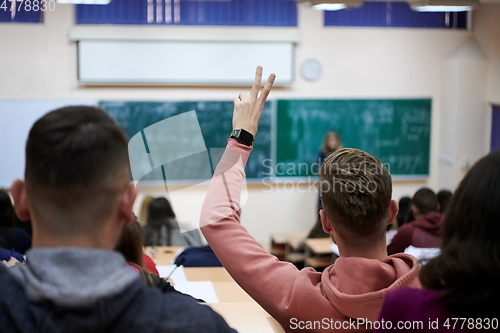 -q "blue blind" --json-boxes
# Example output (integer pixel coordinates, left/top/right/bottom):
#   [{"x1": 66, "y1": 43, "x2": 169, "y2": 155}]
[
  {"x1": 77, "y1": 0, "x2": 297, "y2": 26},
  {"x1": 0, "y1": 0, "x2": 43, "y2": 23},
  {"x1": 325, "y1": 1, "x2": 467, "y2": 29},
  {"x1": 492, "y1": 105, "x2": 500, "y2": 152}
]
